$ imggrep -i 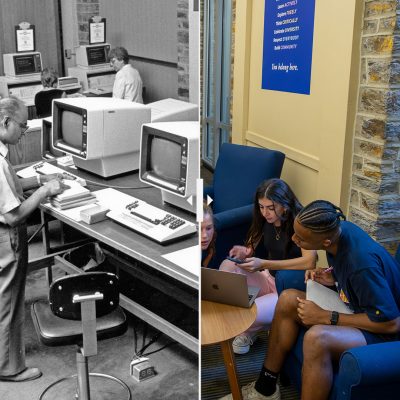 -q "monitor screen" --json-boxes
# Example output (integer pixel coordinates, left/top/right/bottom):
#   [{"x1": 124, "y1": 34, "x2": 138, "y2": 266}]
[
  {"x1": 150, "y1": 137, "x2": 182, "y2": 182},
  {"x1": 14, "y1": 54, "x2": 41, "y2": 75},
  {"x1": 87, "y1": 45, "x2": 109, "y2": 65},
  {"x1": 61, "y1": 110, "x2": 83, "y2": 149},
  {"x1": 140, "y1": 121, "x2": 199, "y2": 213}
]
